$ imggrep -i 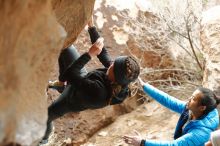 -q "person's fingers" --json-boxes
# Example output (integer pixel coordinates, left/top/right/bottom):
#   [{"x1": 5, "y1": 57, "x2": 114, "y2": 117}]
[
  {"x1": 98, "y1": 40, "x2": 103, "y2": 45},
  {"x1": 93, "y1": 38, "x2": 104, "y2": 49},
  {"x1": 98, "y1": 37, "x2": 104, "y2": 42},
  {"x1": 99, "y1": 43, "x2": 104, "y2": 49},
  {"x1": 92, "y1": 43, "x2": 101, "y2": 51},
  {"x1": 95, "y1": 42, "x2": 100, "y2": 47},
  {"x1": 123, "y1": 137, "x2": 133, "y2": 144},
  {"x1": 123, "y1": 137, "x2": 128, "y2": 141},
  {"x1": 96, "y1": 41, "x2": 103, "y2": 48},
  {"x1": 123, "y1": 135, "x2": 132, "y2": 139},
  {"x1": 91, "y1": 42, "x2": 98, "y2": 49},
  {"x1": 94, "y1": 41, "x2": 100, "y2": 46},
  {"x1": 97, "y1": 39, "x2": 103, "y2": 45},
  {"x1": 96, "y1": 43, "x2": 102, "y2": 49},
  {"x1": 124, "y1": 139, "x2": 130, "y2": 144},
  {"x1": 96, "y1": 39, "x2": 101, "y2": 44},
  {"x1": 95, "y1": 37, "x2": 104, "y2": 43},
  {"x1": 133, "y1": 130, "x2": 141, "y2": 136},
  {"x1": 97, "y1": 42, "x2": 104, "y2": 49},
  {"x1": 123, "y1": 137, "x2": 128, "y2": 140},
  {"x1": 123, "y1": 137, "x2": 135, "y2": 144}
]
